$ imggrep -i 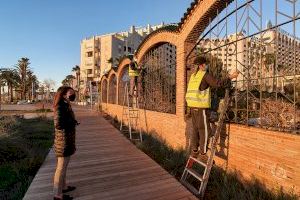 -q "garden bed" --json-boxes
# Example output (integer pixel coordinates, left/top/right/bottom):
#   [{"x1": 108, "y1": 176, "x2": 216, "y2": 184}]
[{"x1": 0, "y1": 117, "x2": 54, "y2": 200}]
